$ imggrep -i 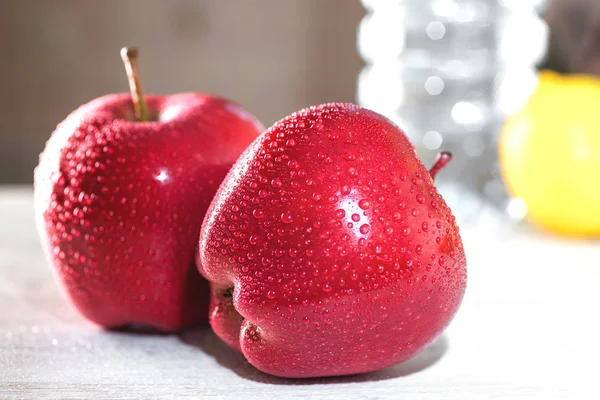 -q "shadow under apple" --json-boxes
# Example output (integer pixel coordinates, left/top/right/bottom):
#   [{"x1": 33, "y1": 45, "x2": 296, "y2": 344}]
[{"x1": 178, "y1": 327, "x2": 448, "y2": 385}]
